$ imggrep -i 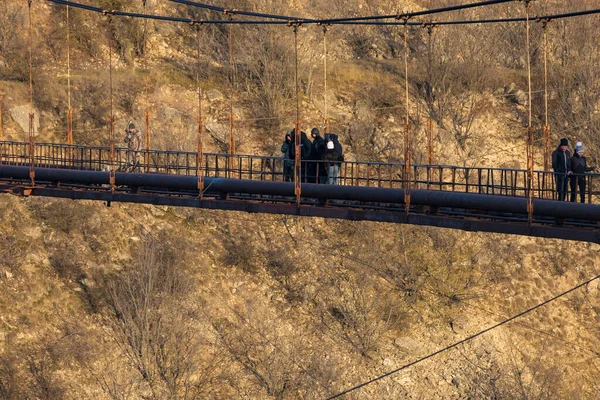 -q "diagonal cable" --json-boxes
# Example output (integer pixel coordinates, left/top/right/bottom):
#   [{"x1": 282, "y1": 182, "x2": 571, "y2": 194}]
[{"x1": 326, "y1": 272, "x2": 600, "y2": 399}]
